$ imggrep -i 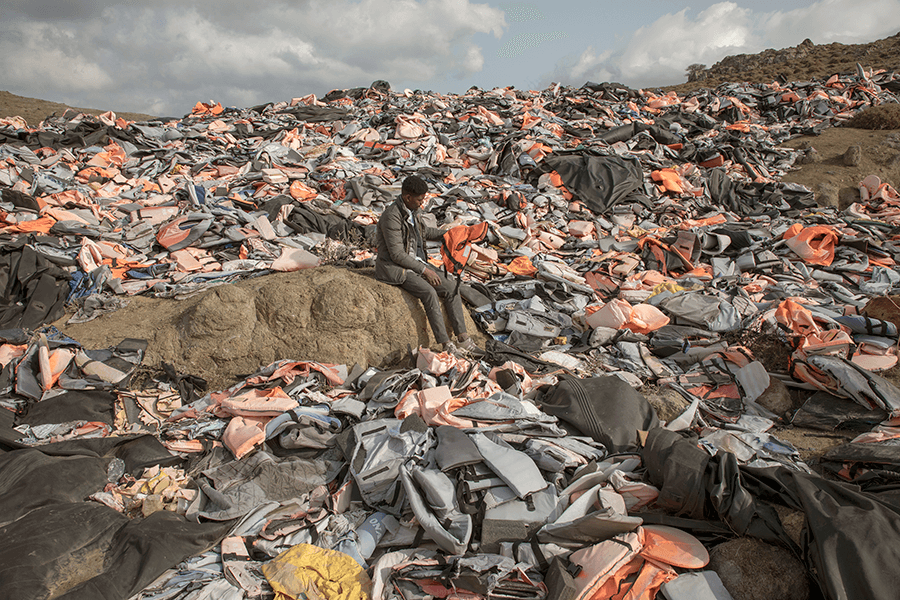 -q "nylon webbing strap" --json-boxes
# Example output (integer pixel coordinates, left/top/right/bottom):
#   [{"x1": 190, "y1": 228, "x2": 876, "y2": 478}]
[{"x1": 529, "y1": 535, "x2": 549, "y2": 572}]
